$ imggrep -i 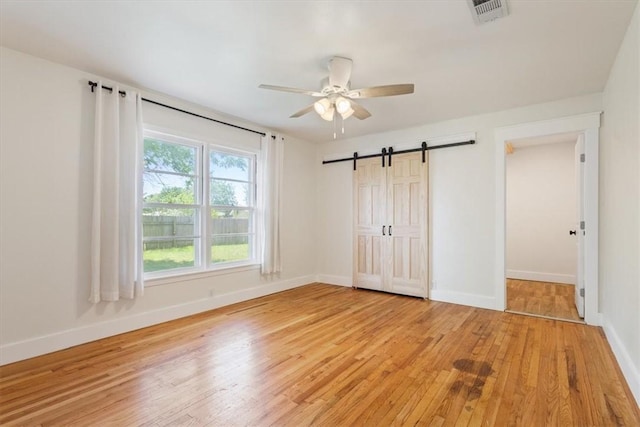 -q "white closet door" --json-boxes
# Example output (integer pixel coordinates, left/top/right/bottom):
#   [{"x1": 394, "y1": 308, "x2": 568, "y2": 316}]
[
  {"x1": 353, "y1": 157, "x2": 386, "y2": 291},
  {"x1": 385, "y1": 152, "x2": 428, "y2": 297}
]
